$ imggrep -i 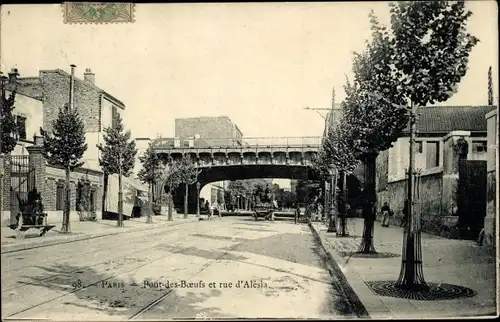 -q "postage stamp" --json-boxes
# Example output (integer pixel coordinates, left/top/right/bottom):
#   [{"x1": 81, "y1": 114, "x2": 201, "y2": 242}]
[{"x1": 62, "y1": 3, "x2": 135, "y2": 24}]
